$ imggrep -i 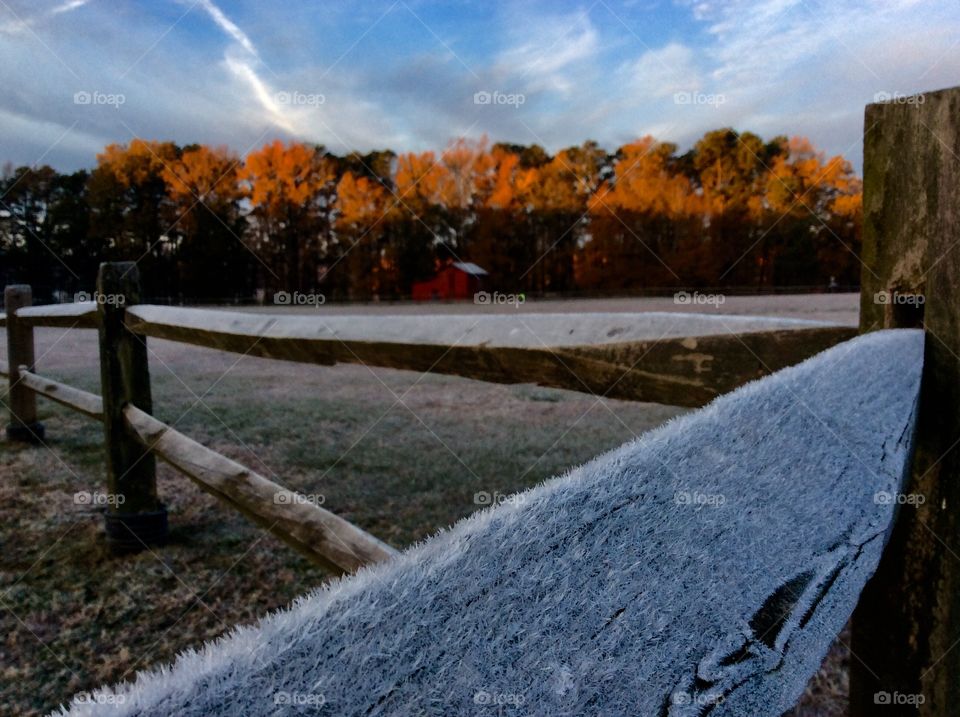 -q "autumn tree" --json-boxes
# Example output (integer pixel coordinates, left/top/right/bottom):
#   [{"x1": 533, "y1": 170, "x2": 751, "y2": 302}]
[
  {"x1": 87, "y1": 139, "x2": 179, "y2": 296},
  {"x1": 391, "y1": 148, "x2": 452, "y2": 292},
  {"x1": 753, "y1": 137, "x2": 862, "y2": 287},
  {"x1": 161, "y1": 144, "x2": 248, "y2": 299},
  {"x1": 583, "y1": 137, "x2": 699, "y2": 289},
  {"x1": 0, "y1": 131, "x2": 862, "y2": 301},
  {"x1": 240, "y1": 140, "x2": 337, "y2": 292},
  {"x1": 469, "y1": 145, "x2": 539, "y2": 287},
  {"x1": 683, "y1": 129, "x2": 785, "y2": 284},
  {"x1": 333, "y1": 171, "x2": 397, "y2": 298},
  {"x1": 521, "y1": 141, "x2": 608, "y2": 293}
]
